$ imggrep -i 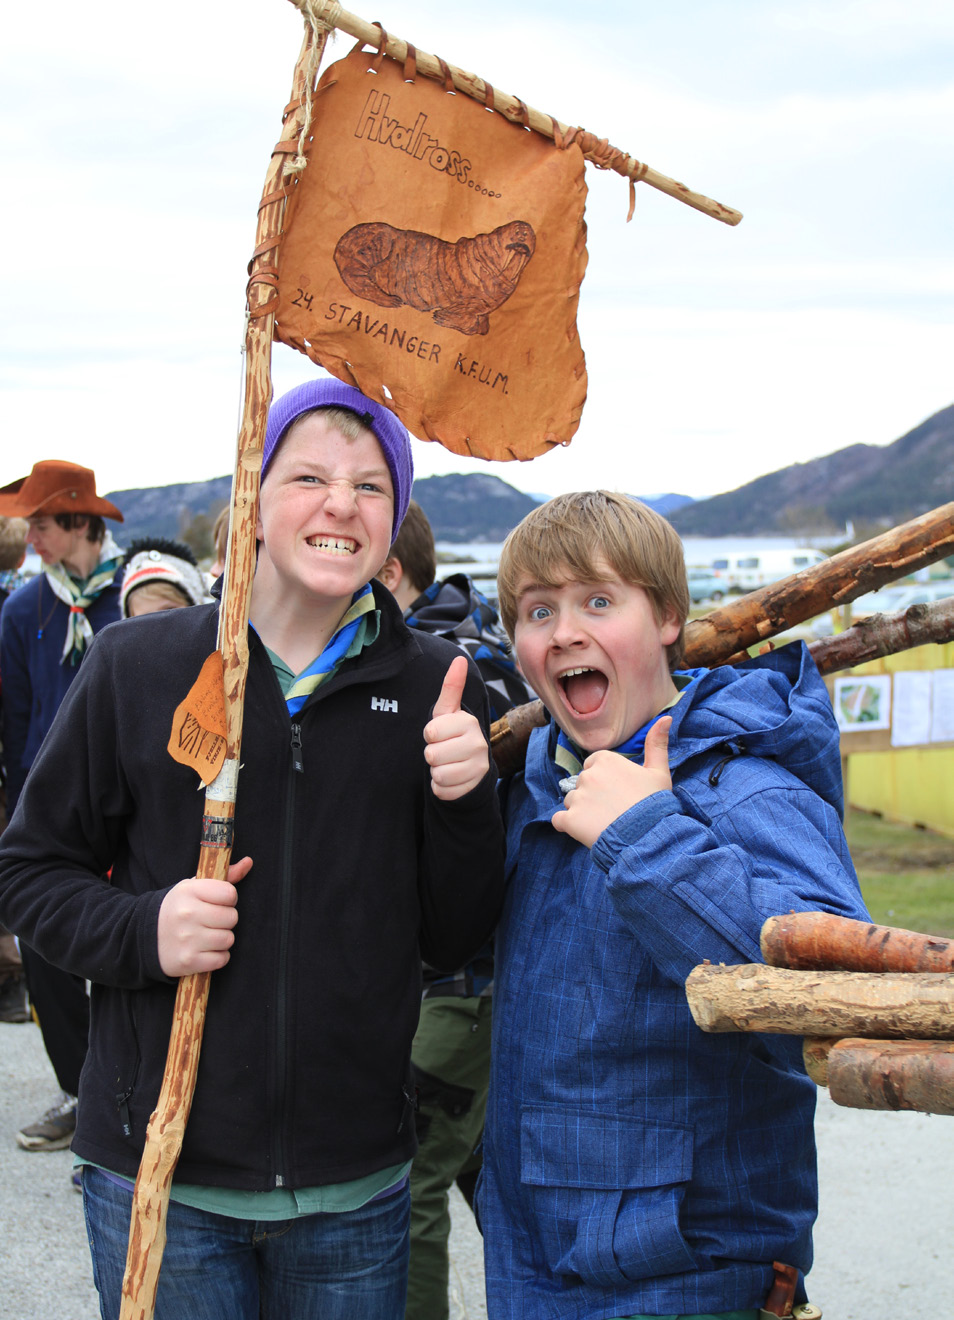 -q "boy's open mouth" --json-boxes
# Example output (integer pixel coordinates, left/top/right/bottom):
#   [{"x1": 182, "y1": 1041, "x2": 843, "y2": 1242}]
[
  {"x1": 306, "y1": 535, "x2": 357, "y2": 555},
  {"x1": 560, "y1": 667, "x2": 608, "y2": 716}
]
